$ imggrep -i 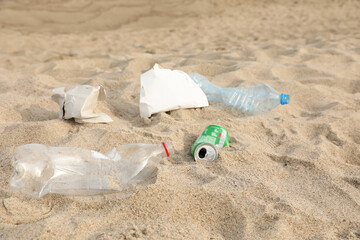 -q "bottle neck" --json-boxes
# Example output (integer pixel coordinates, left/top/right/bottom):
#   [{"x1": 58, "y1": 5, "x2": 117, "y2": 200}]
[
  {"x1": 160, "y1": 141, "x2": 172, "y2": 158},
  {"x1": 161, "y1": 142, "x2": 170, "y2": 157},
  {"x1": 146, "y1": 142, "x2": 173, "y2": 159}
]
